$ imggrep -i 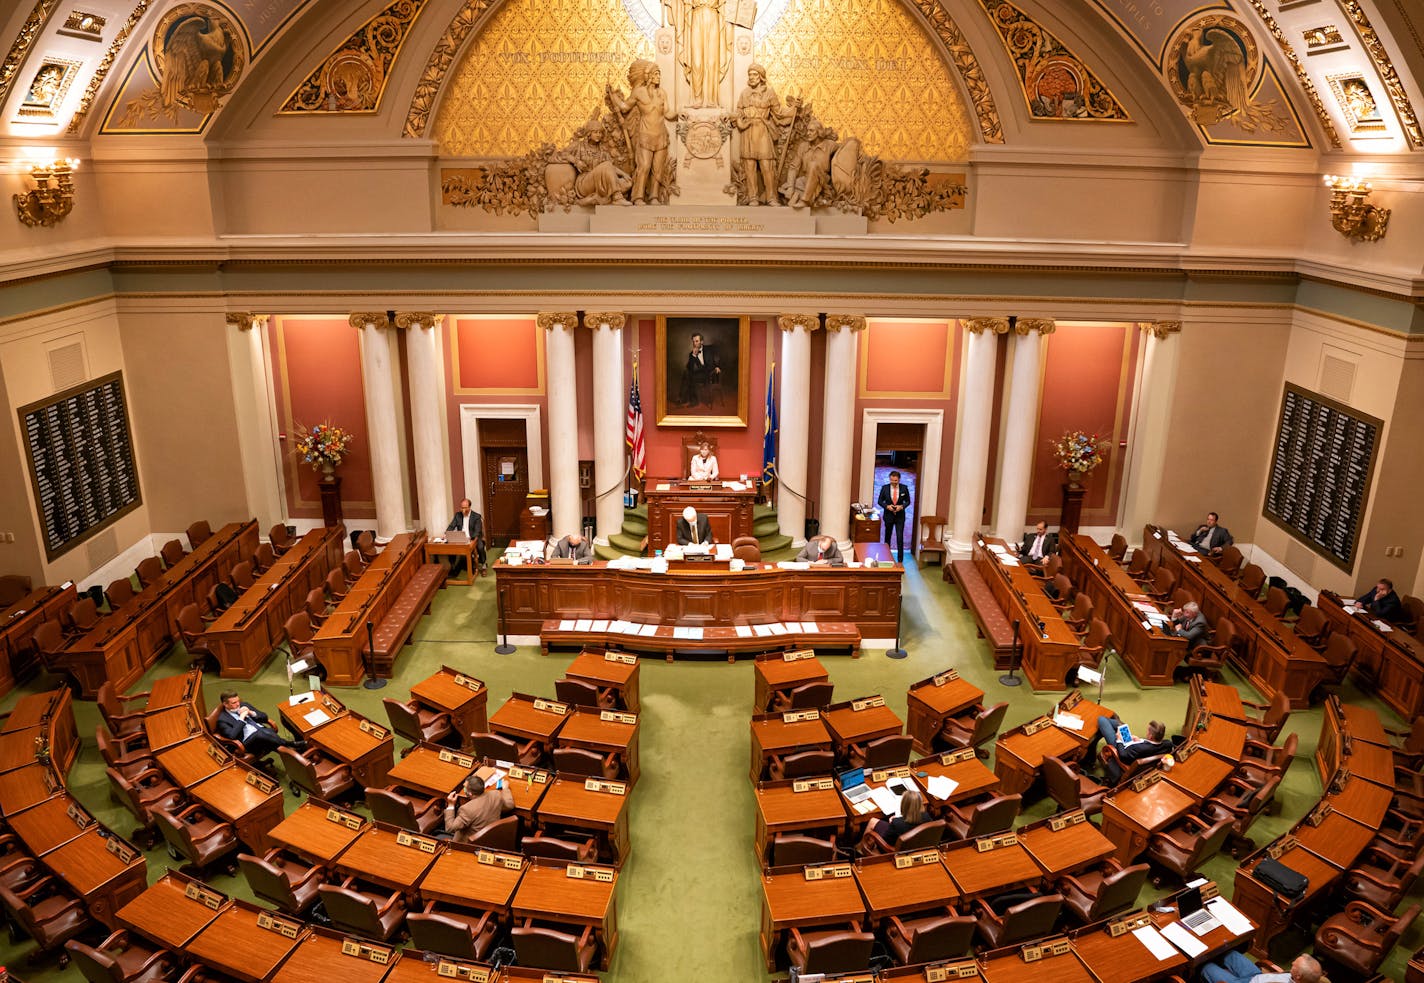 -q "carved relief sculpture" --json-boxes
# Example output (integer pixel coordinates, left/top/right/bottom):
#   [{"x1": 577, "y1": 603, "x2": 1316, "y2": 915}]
[
  {"x1": 730, "y1": 64, "x2": 794, "y2": 205},
  {"x1": 547, "y1": 118, "x2": 634, "y2": 205},
  {"x1": 1167, "y1": 14, "x2": 1286, "y2": 134},
  {"x1": 117, "y1": 3, "x2": 244, "y2": 124},
  {"x1": 280, "y1": 0, "x2": 429, "y2": 114},
  {"x1": 606, "y1": 59, "x2": 680, "y2": 204},
  {"x1": 663, "y1": 0, "x2": 732, "y2": 108},
  {"x1": 977, "y1": 0, "x2": 1130, "y2": 121}
]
